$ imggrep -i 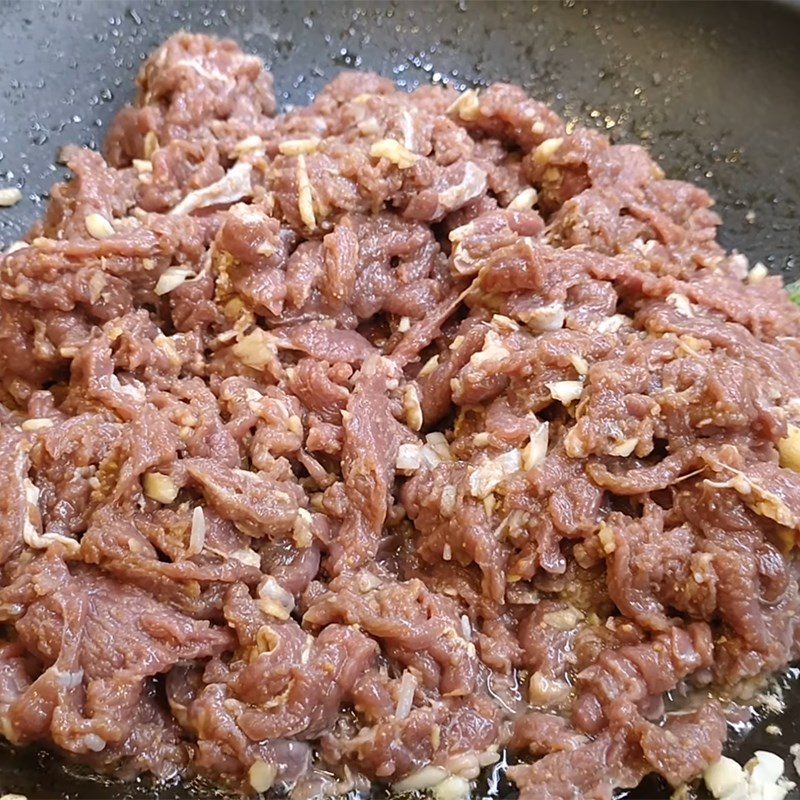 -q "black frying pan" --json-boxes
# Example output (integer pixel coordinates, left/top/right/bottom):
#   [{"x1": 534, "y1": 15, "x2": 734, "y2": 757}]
[{"x1": 0, "y1": 1, "x2": 799, "y2": 797}]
